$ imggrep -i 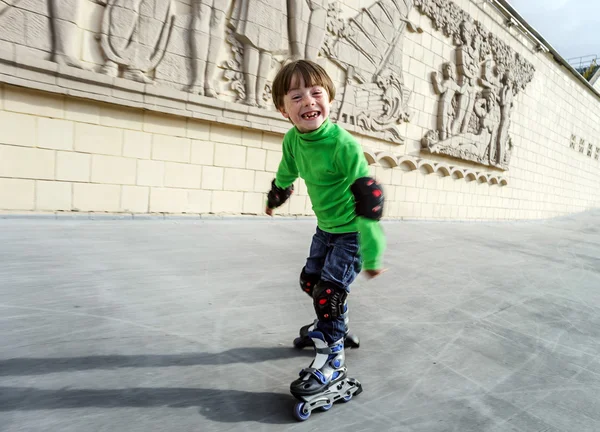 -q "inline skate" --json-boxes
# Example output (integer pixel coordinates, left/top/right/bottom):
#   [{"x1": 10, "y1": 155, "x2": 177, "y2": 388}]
[{"x1": 290, "y1": 331, "x2": 362, "y2": 421}]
